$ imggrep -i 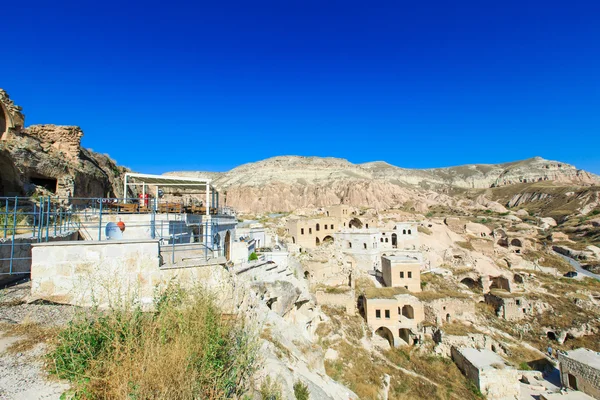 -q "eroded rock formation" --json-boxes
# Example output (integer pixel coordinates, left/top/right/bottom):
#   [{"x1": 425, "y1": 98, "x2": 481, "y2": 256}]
[{"x1": 0, "y1": 88, "x2": 126, "y2": 198}]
